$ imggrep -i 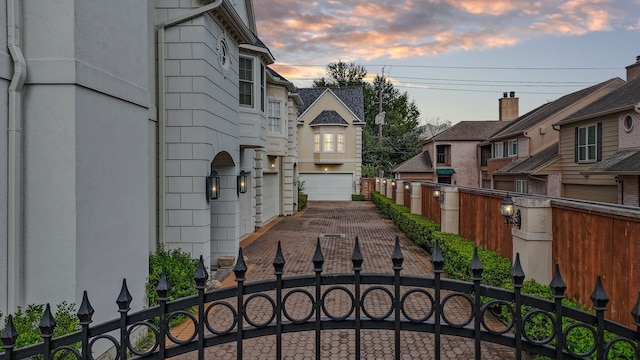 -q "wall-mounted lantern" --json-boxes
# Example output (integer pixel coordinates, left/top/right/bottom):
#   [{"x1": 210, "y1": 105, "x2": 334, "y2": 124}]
[
  {"x1": 391, "y1": 179, "x2": 397, "y2": 188},
  {"x1": 376, "y1": 178, "x2": 380, "y2": 184},
  {"x1": 206, "y1": 170, "x2": 221, "y2": 201},
  {"x1": 500, "y1": 195, "x2": 521, "y2": 229},
  {"x1": 404, "y1": 182, "x2": 411, "y2": 193},
  {"x1": 237, "y1": 170, "x2": 248, "y2": 195},
  {"x1": 382, "y1": 179, "x2": 387, "y2": 185},
  {"x1": 433, "y1": 185, "x2": 444, "y2": 204}
]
